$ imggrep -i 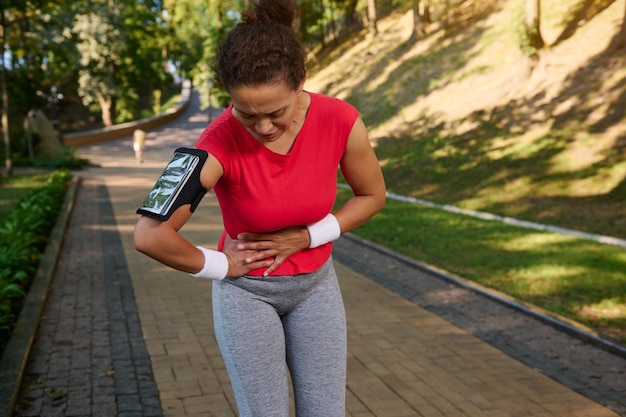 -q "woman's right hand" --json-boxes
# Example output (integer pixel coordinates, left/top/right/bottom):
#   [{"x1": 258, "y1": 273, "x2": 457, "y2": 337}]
[{"x1": 222, "y1": 234, "x2": 274, "y2": 277}]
